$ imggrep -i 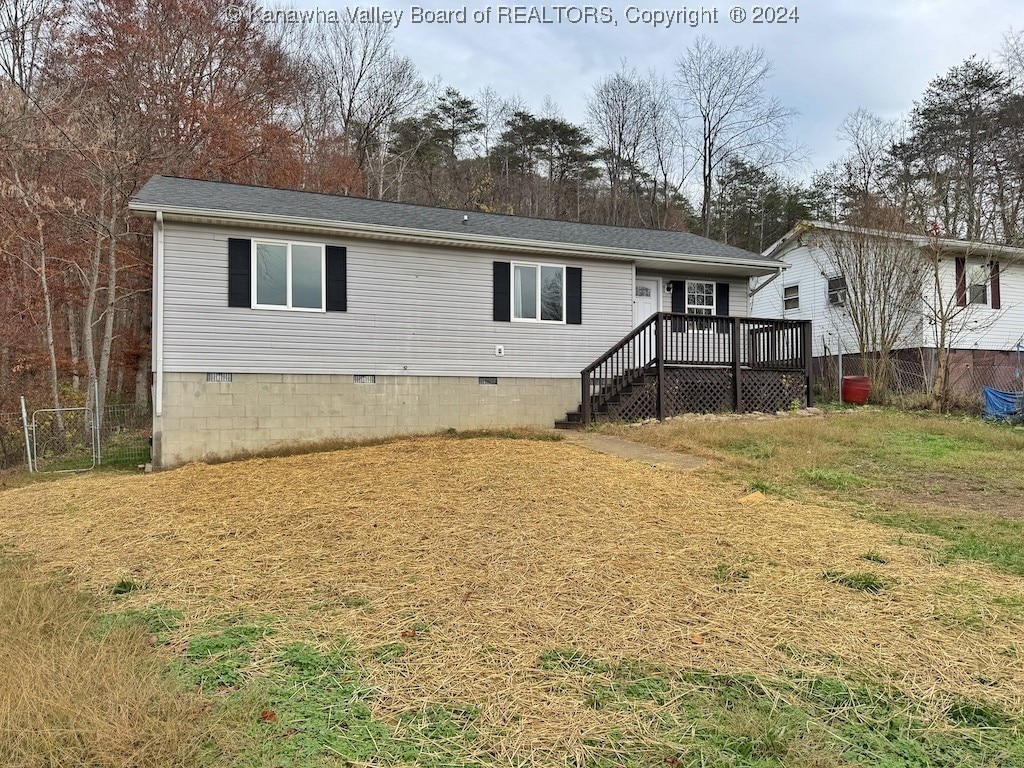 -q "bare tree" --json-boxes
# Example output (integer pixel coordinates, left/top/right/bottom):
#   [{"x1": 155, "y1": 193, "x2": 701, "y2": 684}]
[
  {"x1": 1002, "y1": 27, "x2": 1024, "y2": 84},
  {"x1": 836, "y1": 109, "x2": 898, "y2": 204},
  {"x1": 0, "y1": 0, "x2": 66, "y2": 93},
  {"x1": 675, "y1": 36, "x2": 799, "y2": 237},
  {"x1": 645, "y1": 73, "x2": 687, "y2": 229},
  {"x1": 586, "y1": 64, "x2": 655, "y2": 226},
  {"x1": 917, "y1": 231, "x2": 1007, "y2": 410},
  {"x1": 300, "y1": 16, "x2": 426, "y2": 195},
  {"x1": 811, "y1": 217, "x2": 923, "y2": 397}
]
